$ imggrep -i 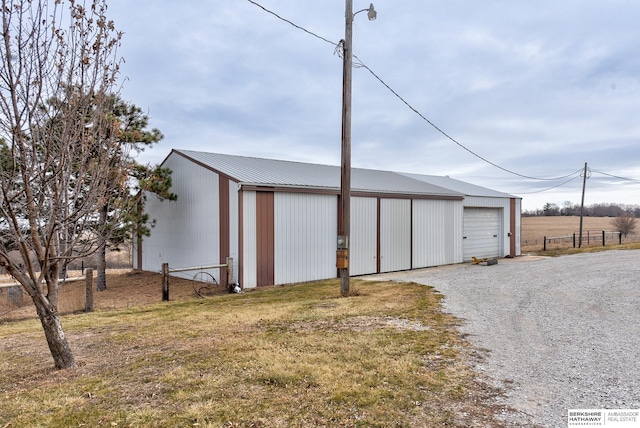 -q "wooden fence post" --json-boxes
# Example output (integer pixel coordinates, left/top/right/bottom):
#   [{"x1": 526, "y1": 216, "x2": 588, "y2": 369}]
[
  {"x1": 619, "y1": 231, "x2": 623, "y2": 245},
  {"x1": 602, "y1": 230, "x2": 606, "y2": 246},
  {"x1": 226, "y1": 257, "x2": 233, "y2": 289},
  {"x1": 85, "y1": 268, "x2": 94, "y2": 312},
  {"x1": 162, "y1": 263, "x2": 169, "y2": 301}
]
